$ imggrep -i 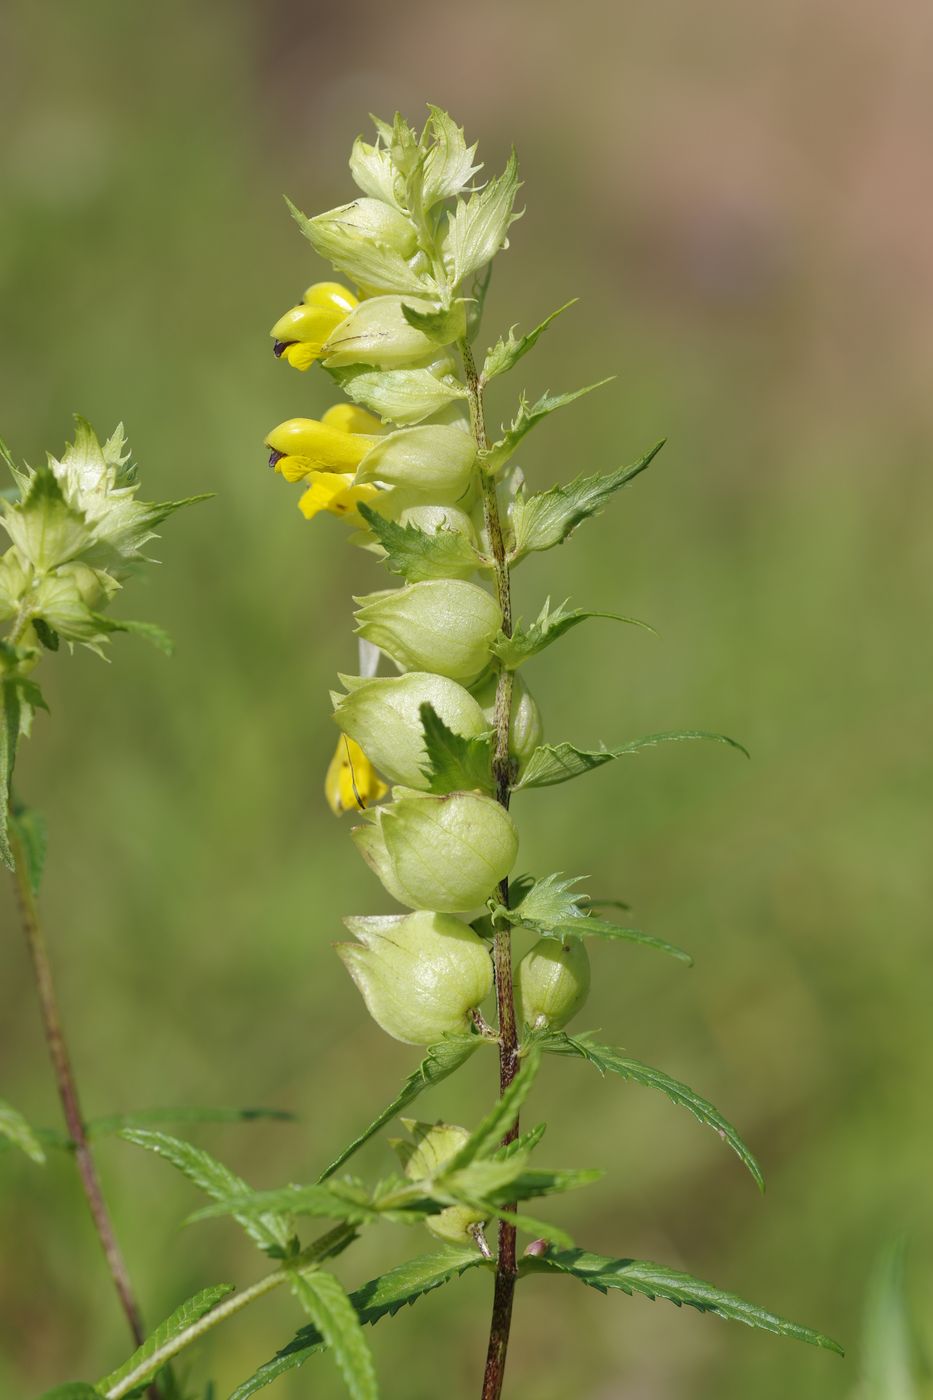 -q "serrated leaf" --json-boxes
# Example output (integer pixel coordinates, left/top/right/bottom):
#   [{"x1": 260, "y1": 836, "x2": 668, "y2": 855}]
[
  {"x1": 481, "y1": 300, "x2": 577, "y2": 382},
  {"x1": 521, "y1": 1249, "x2": 844, "y2": 1355},
  {"x1": 9, "y1": 802, "x2": 47, "y2": 895},
  {"x1": 514, "y1": 729, "x2": 749, "y2": 791},
  {"x1": 317, "y1": 1036, "x2": 478, "y2": 1181},
  {"x1": 491, "y1": 597, "x2": 655, "y2": 668},
  {"x1": 492, "y1": 1122, "x2": 546, "y2": 1161},
  {"x1": 482, "y1": 380, "x2": 613, "y2": 476},
  {"x1": 90, "y1": 615, "x2": 174, "y2": 655},
  {"x1": 289, "y1": 1271, "x2": 378, "y2": 1400},
  {"x1": 442, "y1": 150, "x2": 521, "y2": 286},
  {"x1": 121, "y1": 1129, "x2": 291, "y2": 1254},
  {"x1": 0, "y1": 1097, "x2": 47, "y2": 1164},
  {"x1": 0, "y1": 679, "x2": 22, "y2": 868},
  {"x1": 97, "y1": 1284, "x2": 234, "y2": 1394},
  {"x1": 330, "y1": 365, "x2": 467, "y2": 426},
  {"x1": 445, "y1": 1045, "x2": 541, "y2": 1171},
  {"x1": 509, "y1": 440, "x2": 664, "y2": 557},
  {"x1": 400, "y1": 301, "x2": 464, "y2": 345},
  {"x1": 33, "y1": 616, "x2": 60, "y2": 651},
  {"x1": 356, "y1": 503, "x2": 484, "y2": 583},
  {"x1": 417, "y1": 702, "x2": 494, "y2": 795},
  {"x1": 505, "y1": 878, "x2": 691, "y2": 963},
  {"x1": 189, "y1": 1179, "x2": 379, "y2": 1229},
  {"x1": 88, "y1": 1106, "x2": 294, "y2": 1137},
  {"x1": 545, "y1": 918, "x2": 693, "y2": 964},
  {"x1": 228, "y1": 1248, "x2": 485, "y2": 1399},
  {"x1": 543, "y1": 1033, "x2": 764, "y2": 1191}
]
